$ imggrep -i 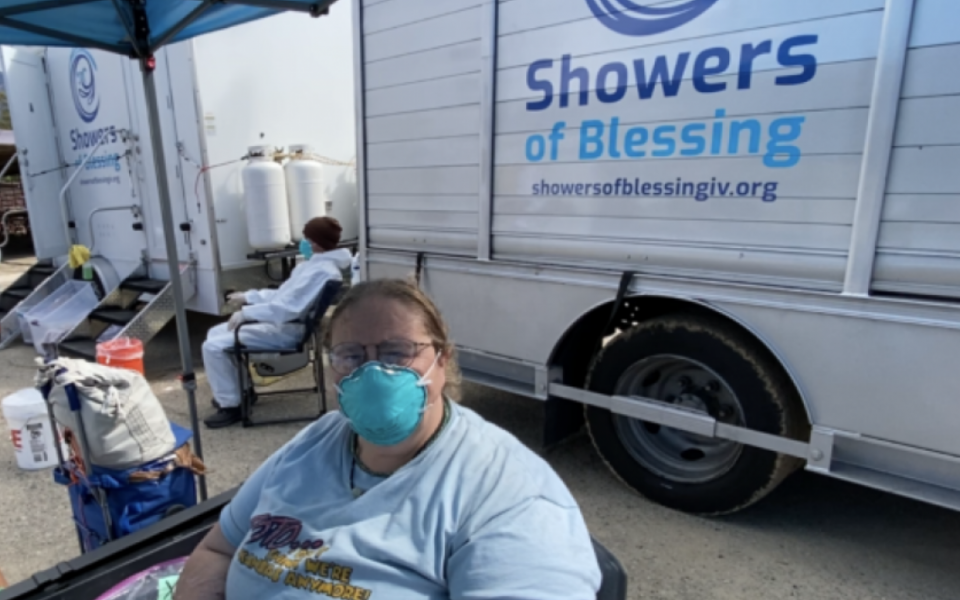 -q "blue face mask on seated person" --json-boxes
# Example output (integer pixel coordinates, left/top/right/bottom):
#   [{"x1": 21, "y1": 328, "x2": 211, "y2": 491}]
[
  {"x1": 299, "y1": 238, "x2": 314, "y2": 260},
  {"x1": 336, "y1": 355, "x2": 440, "y2": 447}
]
